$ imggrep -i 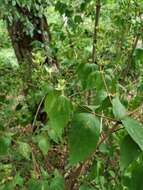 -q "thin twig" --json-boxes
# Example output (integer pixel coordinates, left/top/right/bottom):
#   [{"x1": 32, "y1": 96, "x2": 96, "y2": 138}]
[
  {"x1": 32, "y1": 95, "x2": 46, "y2": 130},
  {"x1": 32, "y1": 150, "x2": 41, "y2": 178},
  {"x1": 100, "y1": 66, "x2": 112, "y2": 104},
  {"x1": 77, "y1": 103, "x2": 118, "y2": 122}
]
